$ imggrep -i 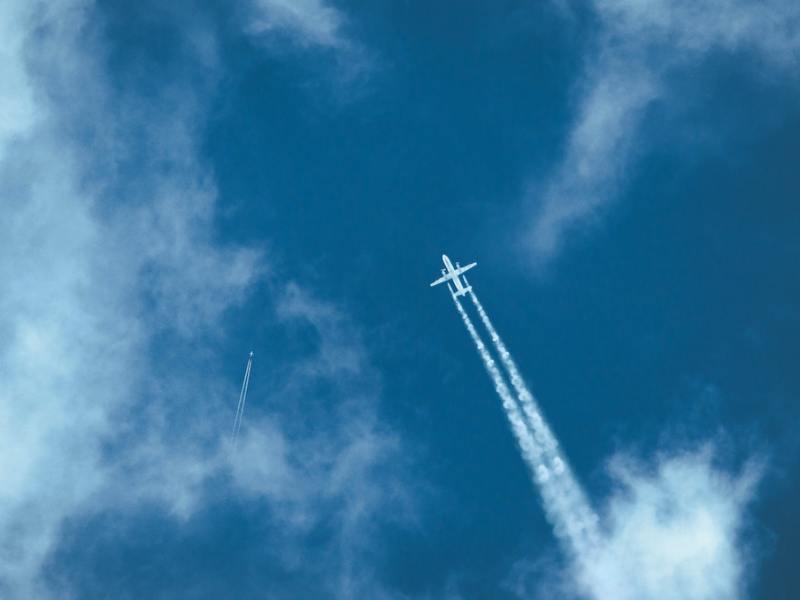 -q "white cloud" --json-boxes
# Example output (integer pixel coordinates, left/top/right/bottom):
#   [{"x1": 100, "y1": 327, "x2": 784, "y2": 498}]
[
  {"x1": 0, "y1": 1, "x2": 407, "y2": 597},
  {"x1": 506, "y1": 446, "x2": 761, "y2": 600},
  {"x1": 526, "y1": 0, "x2": 800, "y2": 264},
  {"x1": 578, "y1": 447, "x2": 761, "y2": 600}
]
